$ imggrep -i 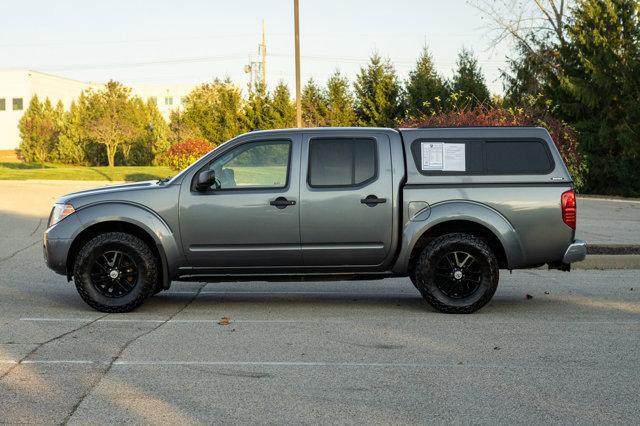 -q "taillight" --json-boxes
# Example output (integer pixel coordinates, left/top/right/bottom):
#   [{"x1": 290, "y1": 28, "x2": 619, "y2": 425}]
[{"x1": 561, "y1": 190, "x2": 576, "y2": 229}]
